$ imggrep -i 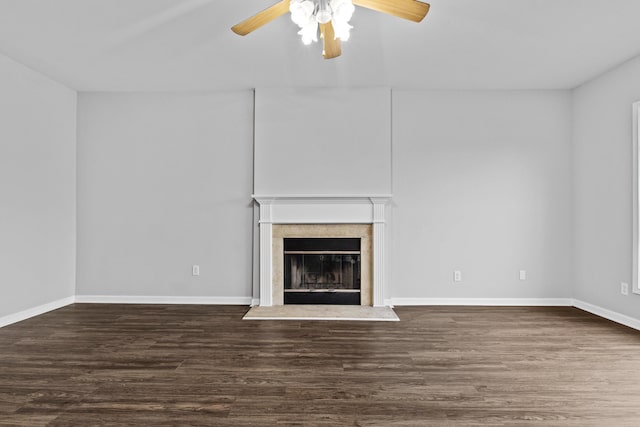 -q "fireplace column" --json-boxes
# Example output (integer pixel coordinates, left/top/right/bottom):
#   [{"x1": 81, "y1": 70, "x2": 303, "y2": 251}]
[
  {"x1": 371, "y1": 198, "x2": 388, "y2": 307},
  {"x1": 258, "y1": 199, "x2": 274, "y2": 306}
]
